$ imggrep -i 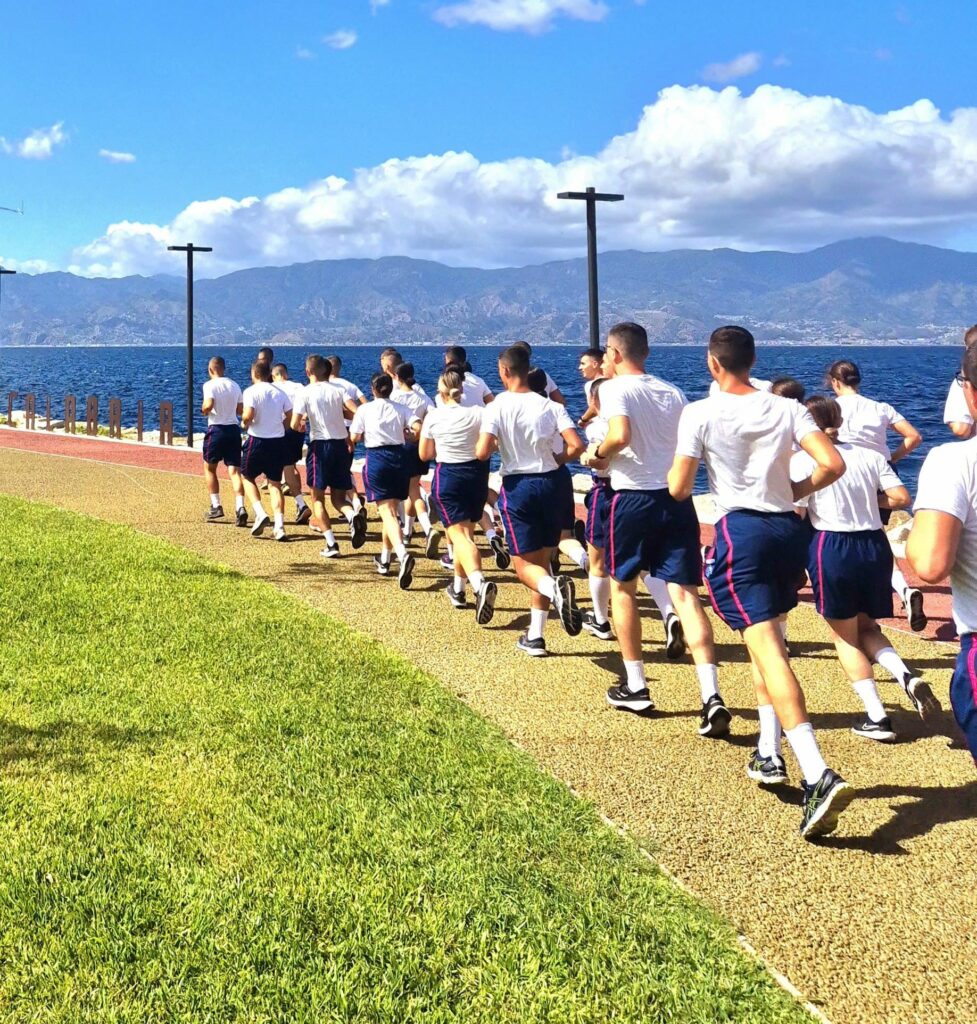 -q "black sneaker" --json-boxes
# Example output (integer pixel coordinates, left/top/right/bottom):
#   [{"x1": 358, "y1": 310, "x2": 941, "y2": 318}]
[
  {"x1": 549, "y1": 550, "x2": 561, "y2": 577},
  {"x1": 606, "y1": 681, "x2": 654, "y2": 712},
  {"x1": 350, "y1": 511, "x2": 367, "y2": 549},
  {"x1": 424, "y1": 530, "x2": 441, "y2": 560},
  {"x1": 852, "y1": 716, "x2": 896, "y2": 742},
  {"x1": 572, "y1": 519, "x2": 586, "y2": 545},
  {"x1": 235, "y1": 507, "x2": 248, "y2": 528},
  {"x1": 553, "y1": 574, "x2": 582, "y2": 636},
  {"x1": 475, "y1": 580, "x2": 497, "y2": 626},
  {"x1": 374, "y1": 554, "x2": 392, "y2": 577},
  {"x1": 295, "y1": 505, "x2": 312, "y2": 526},
  {"x1": 698, "y1": 694, "x2": 732, "y2": 738},
  {"x1": 516, "y1": 632, "x2": 547, "y2": 657},
  {"x1": 489, "y1": 534, "x2": 511, "y2": 570},
  {"x1": 398, "y1": 553, "x2": 415, "y2": 590},
  {"x1": 439, "y1": 553, "x2": 454, "y2": 573},
  {"x1": 355, "y1": 505, "x2": 368, "y2": 530},
  {"x1": 205, "y1": 505, "x2": 224, "y2": 522},
  {"x1": 902, "y1": 673, "x2": 942, "y2": 722},
  {"x1": 746, "y1": 750, "x2": 788, "y2": 786},
  {"x1": 251, "y1": 512, "x2": 270, "y2": 537},
  {"x1": 664, "y1": 612, "x2": 685, "y2": 660},
  {"x1": 800, "y1": 769, "x2": 855, "y2": 839},
  {"x1": 904, "y1": 587, "x2": 927, "y2": 632},
  {"x1": 581, "y1": 611, "x2": 613, "y2": 640},
  {"x1": 320, "y1": 542, "x2": 341, "y2": 559},
  {"x1": 446, "y1": 583, "x2": 467, "y2": 609}
]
